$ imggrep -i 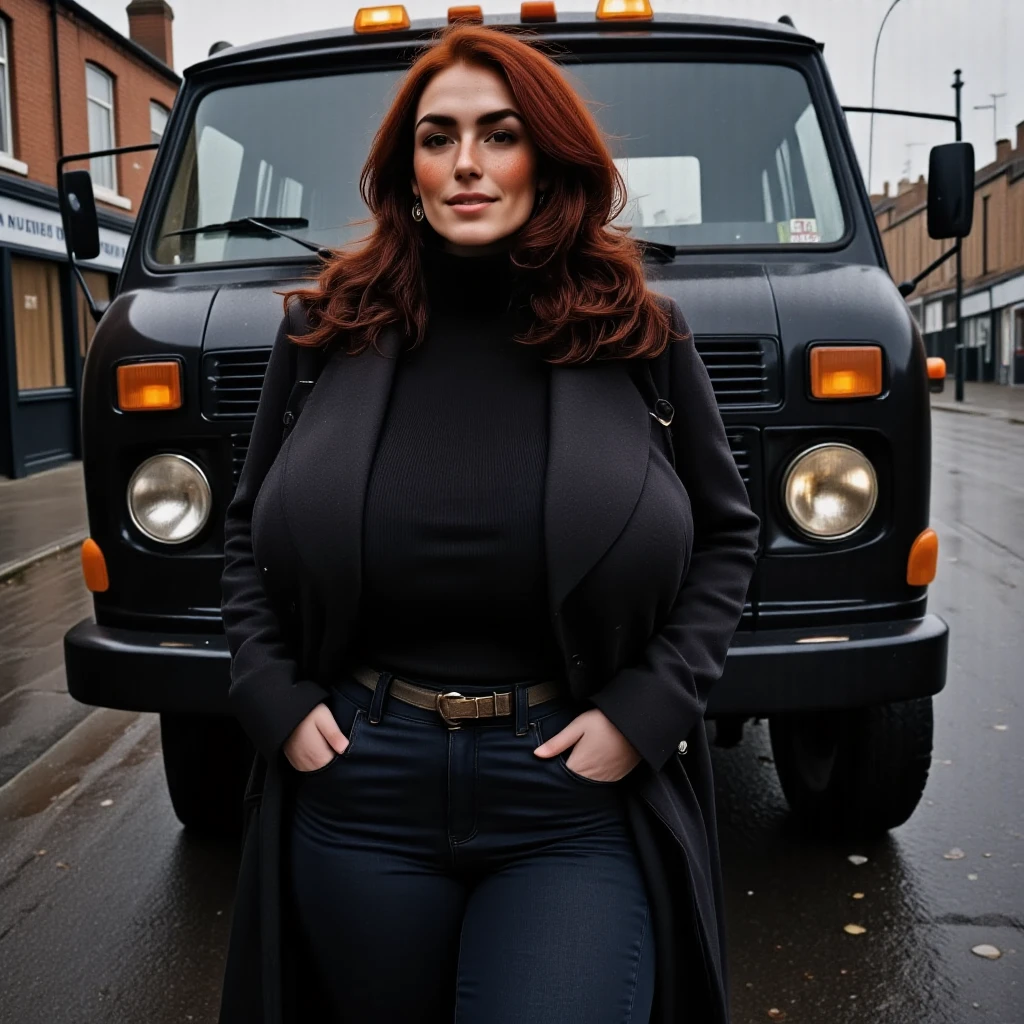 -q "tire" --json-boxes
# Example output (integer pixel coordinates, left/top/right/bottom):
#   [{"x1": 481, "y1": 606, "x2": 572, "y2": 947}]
[
  {"x1": 160, "y1": 713, "x2": 254, "y2": 837},
  {"x1": 768, "y1": 697, "x2": 934, "y2": 838}
]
